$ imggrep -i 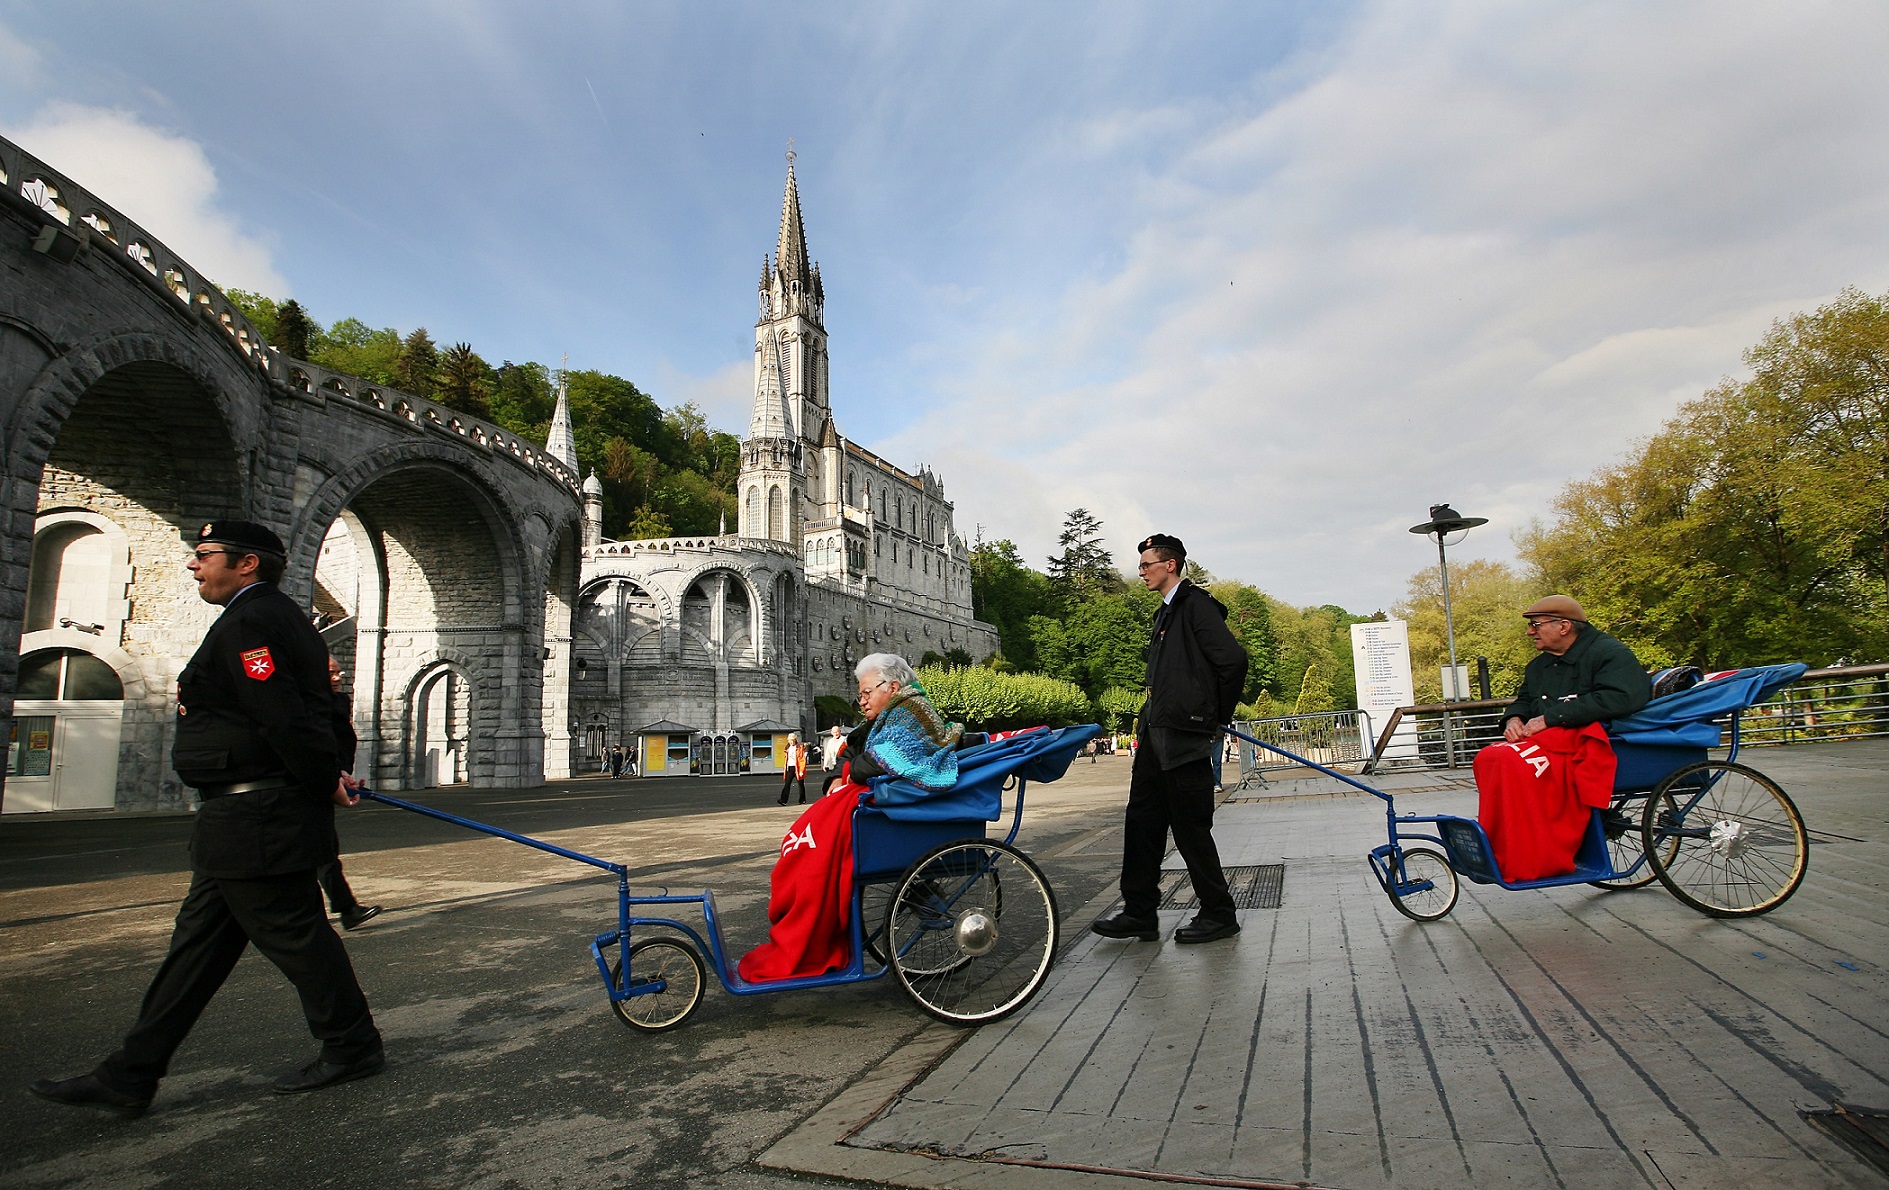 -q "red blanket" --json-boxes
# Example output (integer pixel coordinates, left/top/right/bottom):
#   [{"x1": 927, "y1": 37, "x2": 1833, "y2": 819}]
[
  {"x1": 1473, "y1": 724, "x2": 1617, "y2": 882},
  {"x1": 737, "y1": 784, "x2": 860, "y2": 983}
]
